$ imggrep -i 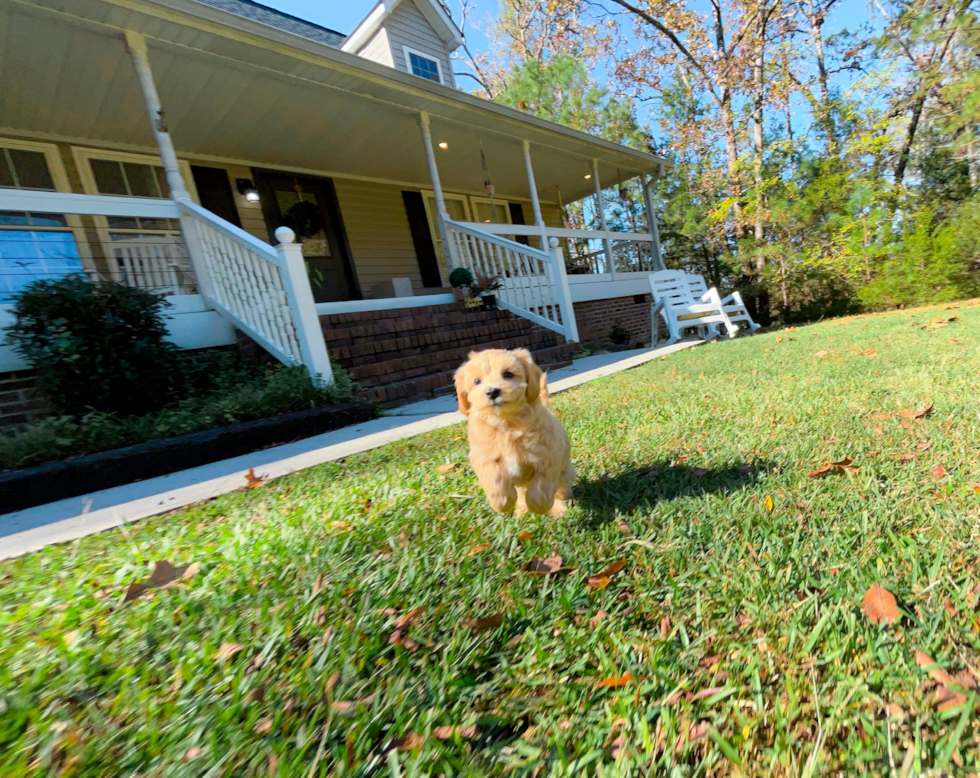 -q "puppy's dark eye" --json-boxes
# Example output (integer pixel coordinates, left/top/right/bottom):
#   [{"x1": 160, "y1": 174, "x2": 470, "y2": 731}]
[
  {"x1": 502, "y1": 371, "x2": 514, "y2": 379},
  {"x1": 474, "y1": 378, "x2": 482, "y2": 386}
]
